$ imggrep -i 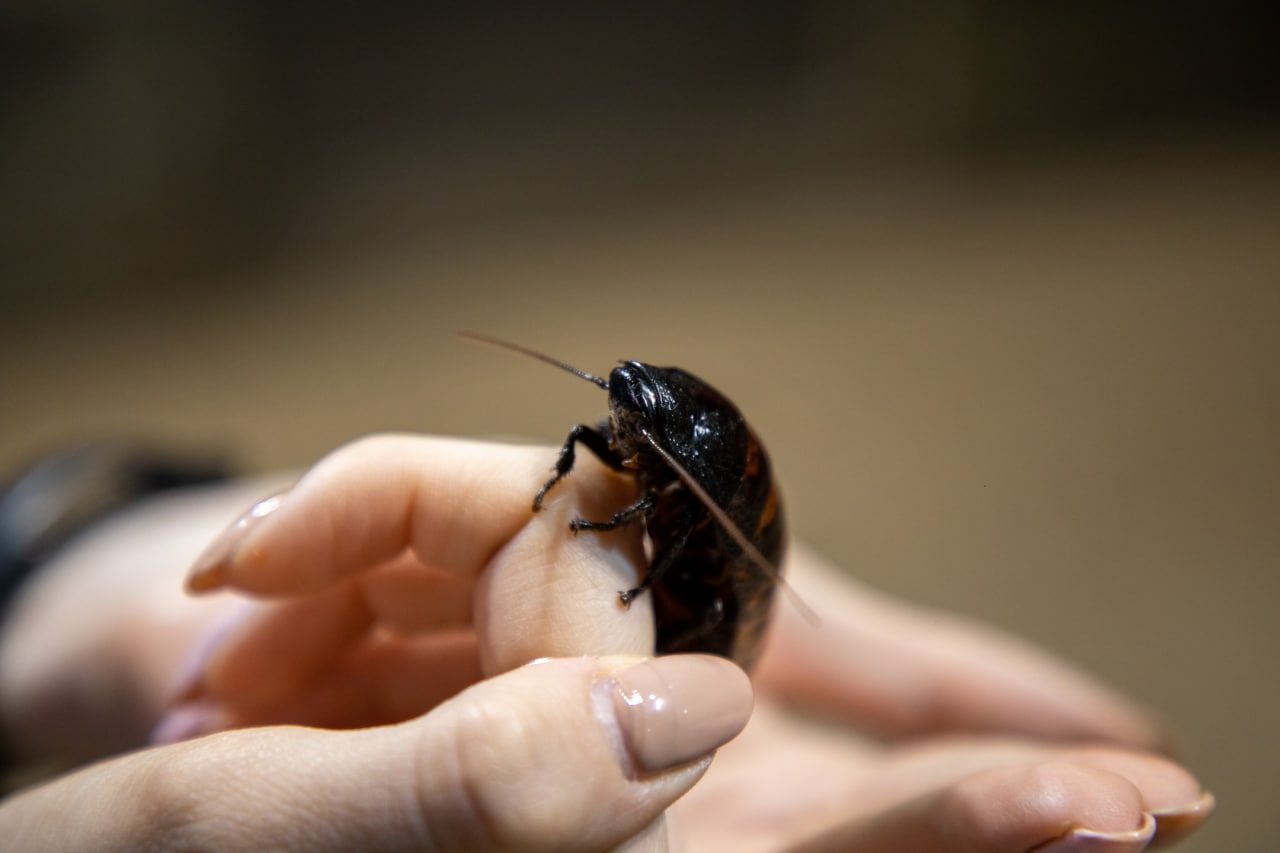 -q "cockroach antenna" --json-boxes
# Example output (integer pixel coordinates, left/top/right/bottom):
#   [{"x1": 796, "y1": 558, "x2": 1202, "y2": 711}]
[{"x1": 459, "y1": 331, "x2": 608, "y2": 389}]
